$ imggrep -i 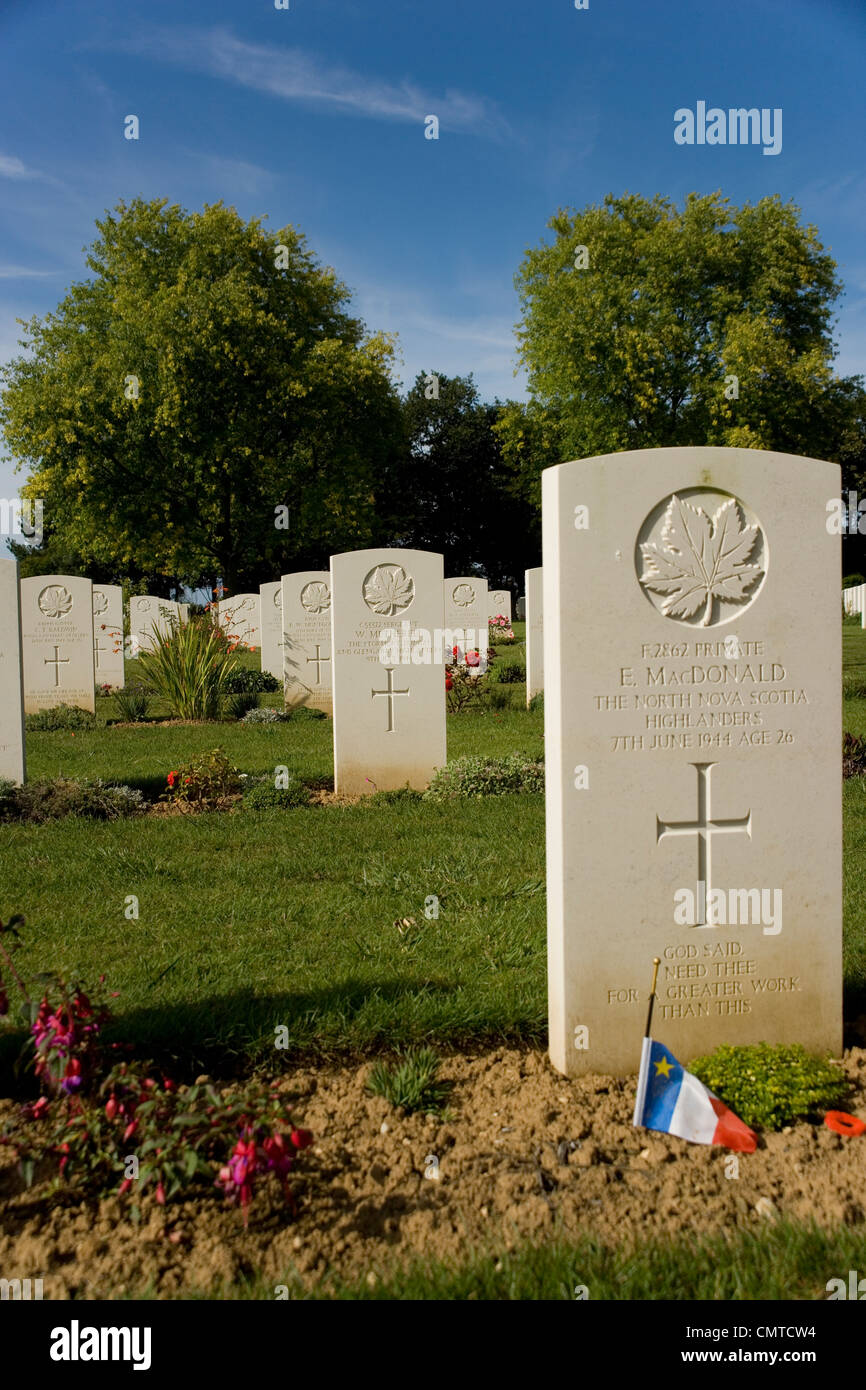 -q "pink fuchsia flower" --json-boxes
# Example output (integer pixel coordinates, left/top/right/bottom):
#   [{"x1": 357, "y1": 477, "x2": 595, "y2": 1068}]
[{"x1": 290, "y1": 1128, "x2": 313, "y2": 1151}]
